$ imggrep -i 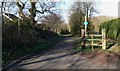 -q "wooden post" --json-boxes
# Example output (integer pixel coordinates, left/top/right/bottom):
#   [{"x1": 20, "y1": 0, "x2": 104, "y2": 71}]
[
  {"x1": 91, "y1": 34, "x2": 94, "y2": 50},
  {"x1": 81, "y1": 29, "x2": 85, "y2": 50},
  {"x1": 85, "y1": 16, "x2": 87, "y2": 36},
  {"x1": 85, "y1": 16, "x2": 87, "y2": 22},
  {"x1": 102, "y1": 29, "x2": 106, "y2": 50}
]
